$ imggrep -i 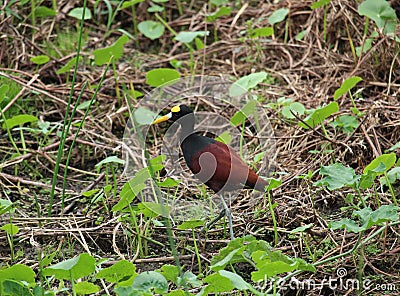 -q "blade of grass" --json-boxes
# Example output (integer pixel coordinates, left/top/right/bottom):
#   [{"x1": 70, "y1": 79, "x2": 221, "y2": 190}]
[
  {"x1": 61, "y1": 60, "x2": 112, "y2": 208},
  {"x1": 49, "y1": 0, "x2": 88, "y2": 216}
]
